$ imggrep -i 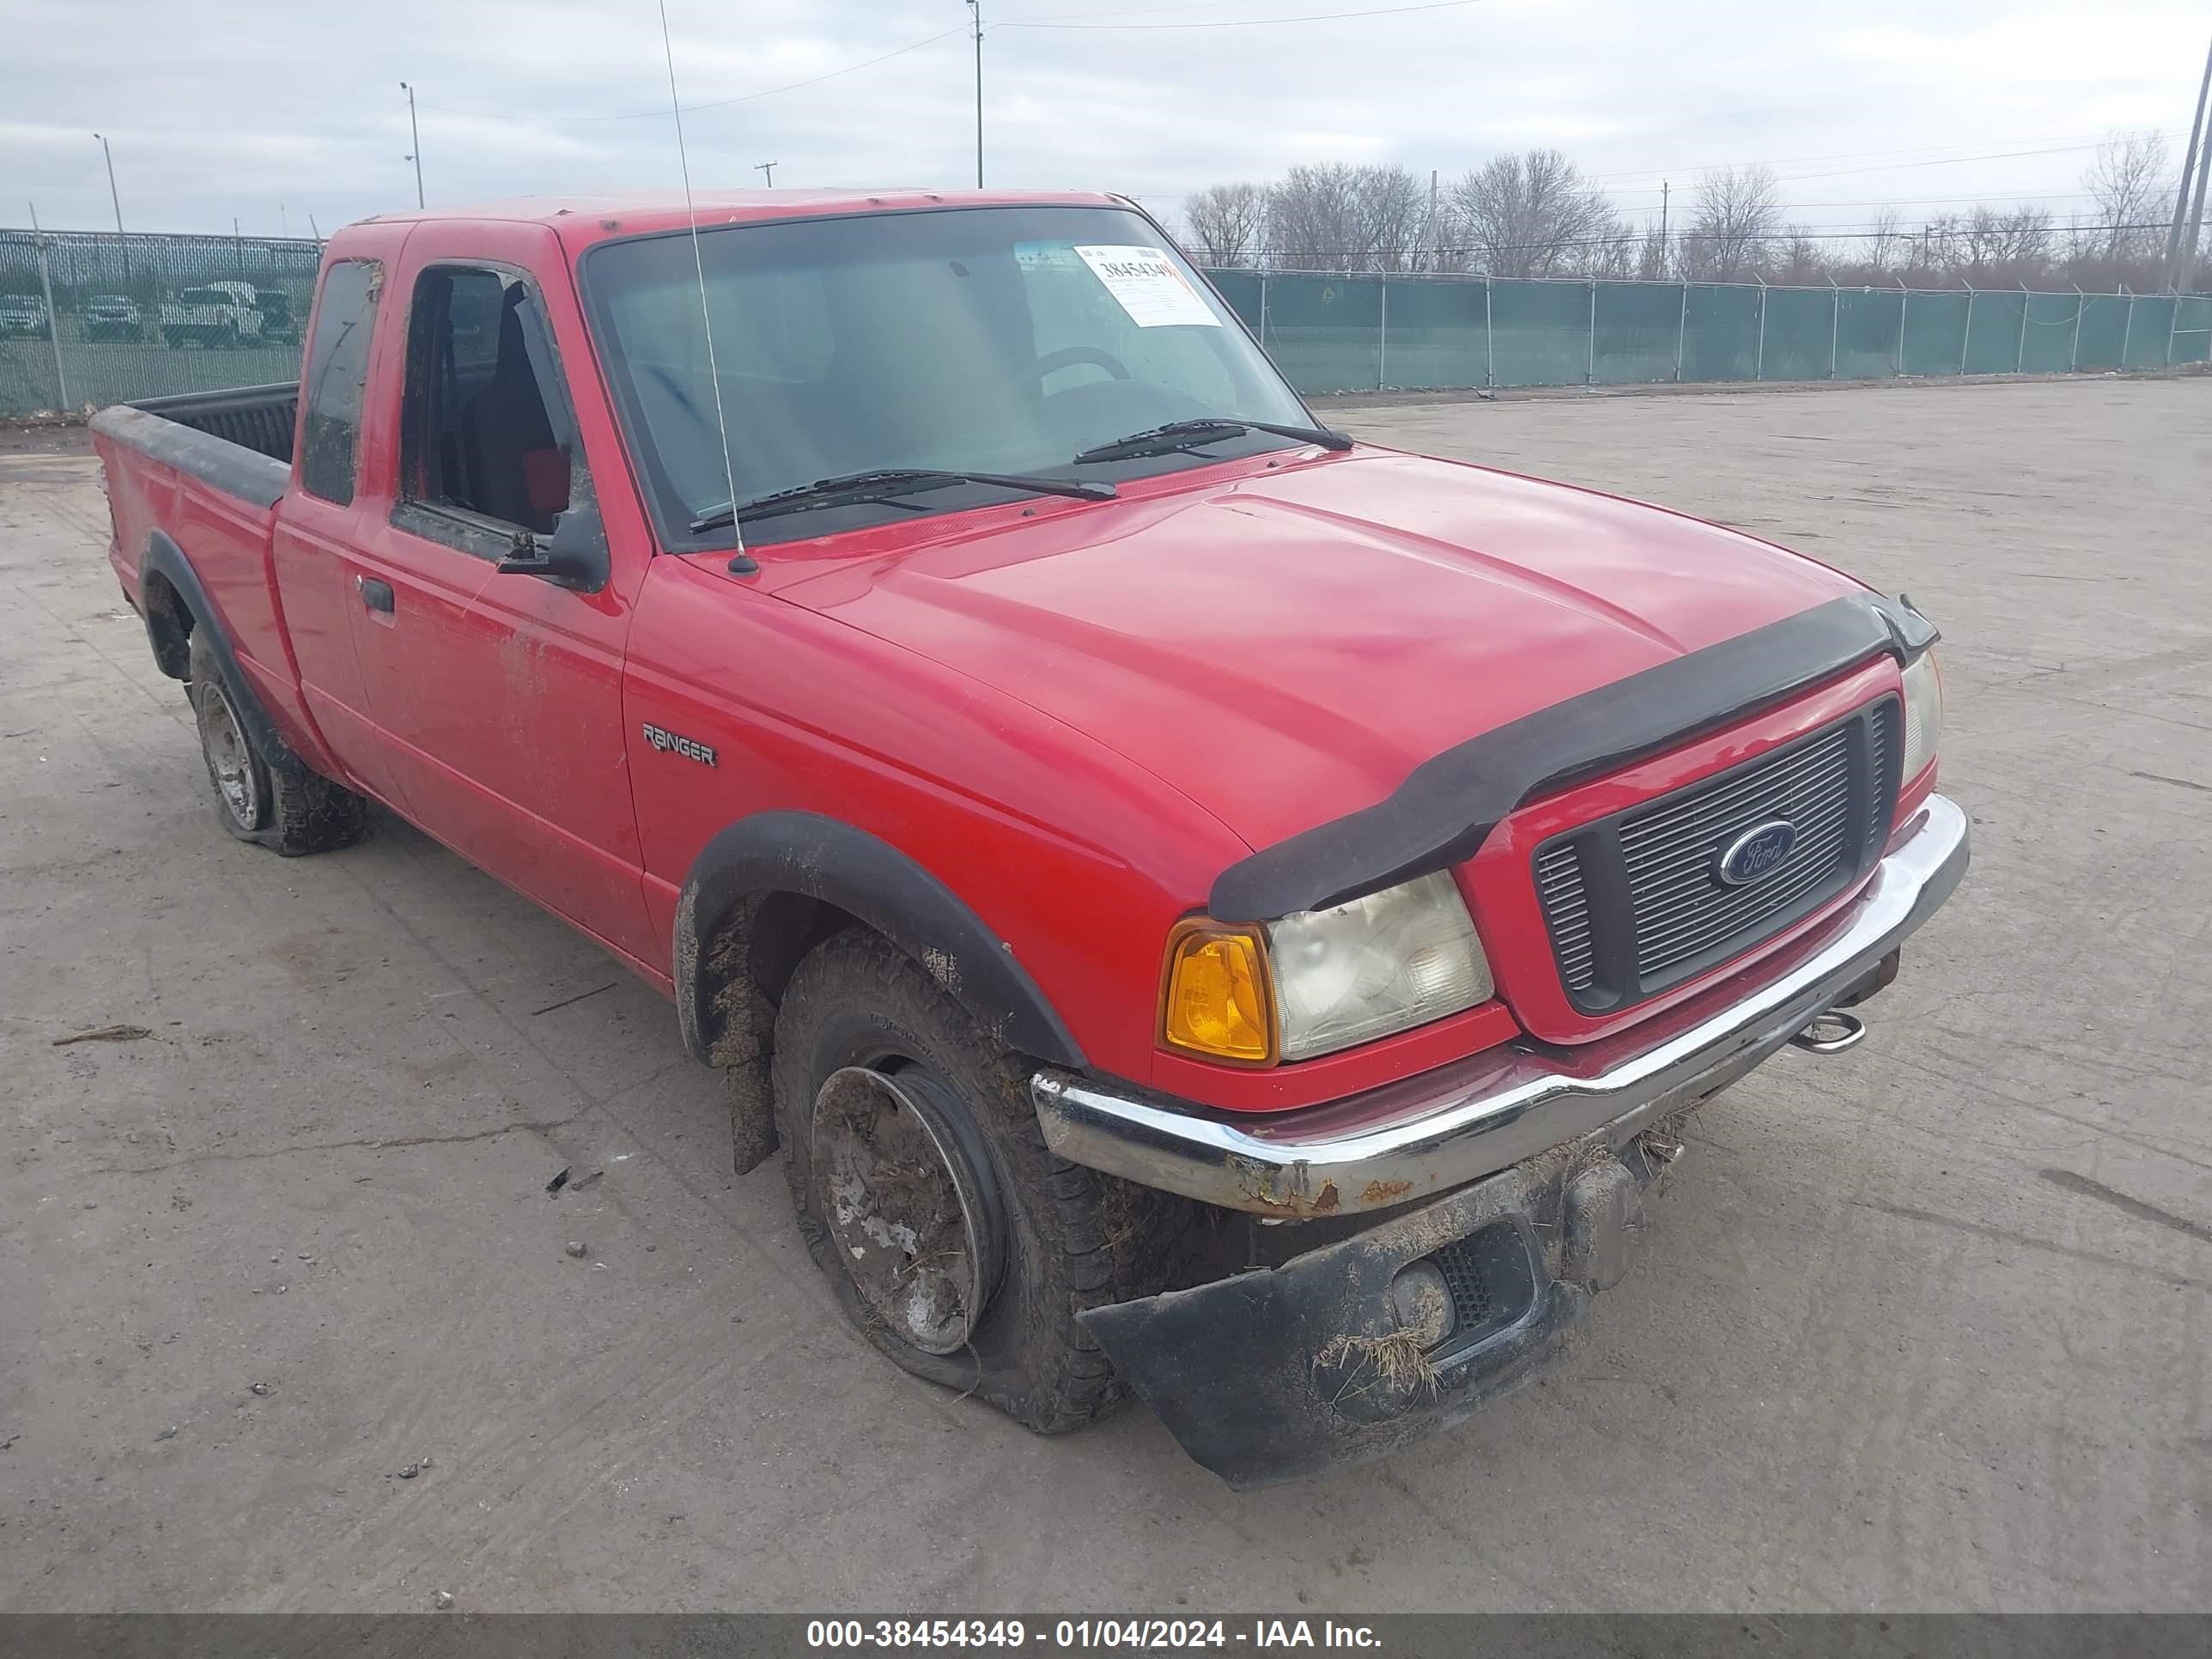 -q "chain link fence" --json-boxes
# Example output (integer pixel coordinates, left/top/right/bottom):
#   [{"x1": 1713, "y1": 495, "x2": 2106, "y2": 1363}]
[
  {"x1": 0, "y1": 228, "x2": 321, "y2": 417},
  {"x1": 1205, "y1": 270, "x2": 2212, "y2": 395},
  {"x1": 4, "y1": 228, "x2": 2209, "y2": 416}
]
